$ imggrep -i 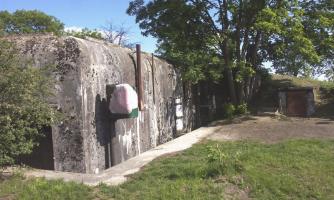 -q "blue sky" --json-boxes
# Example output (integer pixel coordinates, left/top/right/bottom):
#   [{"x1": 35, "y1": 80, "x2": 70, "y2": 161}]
[
  {"x1": 0, "y1": 0, "x2": 157, "y2": 53},
  {"x1": 0, "y1": 0, "x2": 278, "y2": 75}
]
